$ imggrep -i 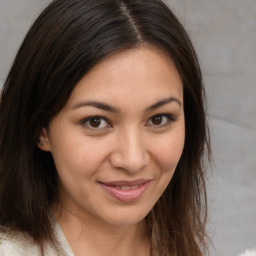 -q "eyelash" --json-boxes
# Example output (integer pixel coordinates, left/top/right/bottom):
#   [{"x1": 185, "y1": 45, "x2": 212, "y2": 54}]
[
  {"x1": 80, "y1": 113, "x2": 176, "y2": 130},
  {"x1": 80, "y1": 116, "x2": 111, "y2": 130},
  {"x1": 146, "y1": 114, "x2": 176, "y2": 127}
]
